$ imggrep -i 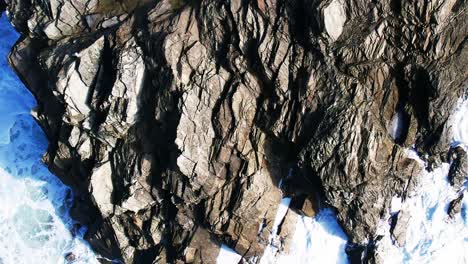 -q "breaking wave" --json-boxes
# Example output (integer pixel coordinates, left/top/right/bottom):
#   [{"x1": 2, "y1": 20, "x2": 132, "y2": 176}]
[{"x1": 0, "y1": 14, "x2": 98, "y2": 264}]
